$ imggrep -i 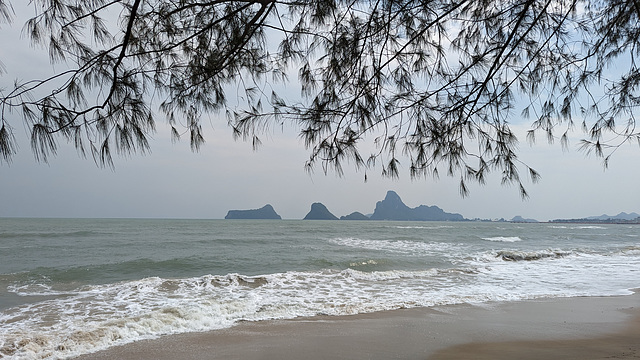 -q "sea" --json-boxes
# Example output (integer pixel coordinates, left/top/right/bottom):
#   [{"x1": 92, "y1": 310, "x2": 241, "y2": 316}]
[{"x1": 1, "y1": 218, "x2": 639, "y2": 359}]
